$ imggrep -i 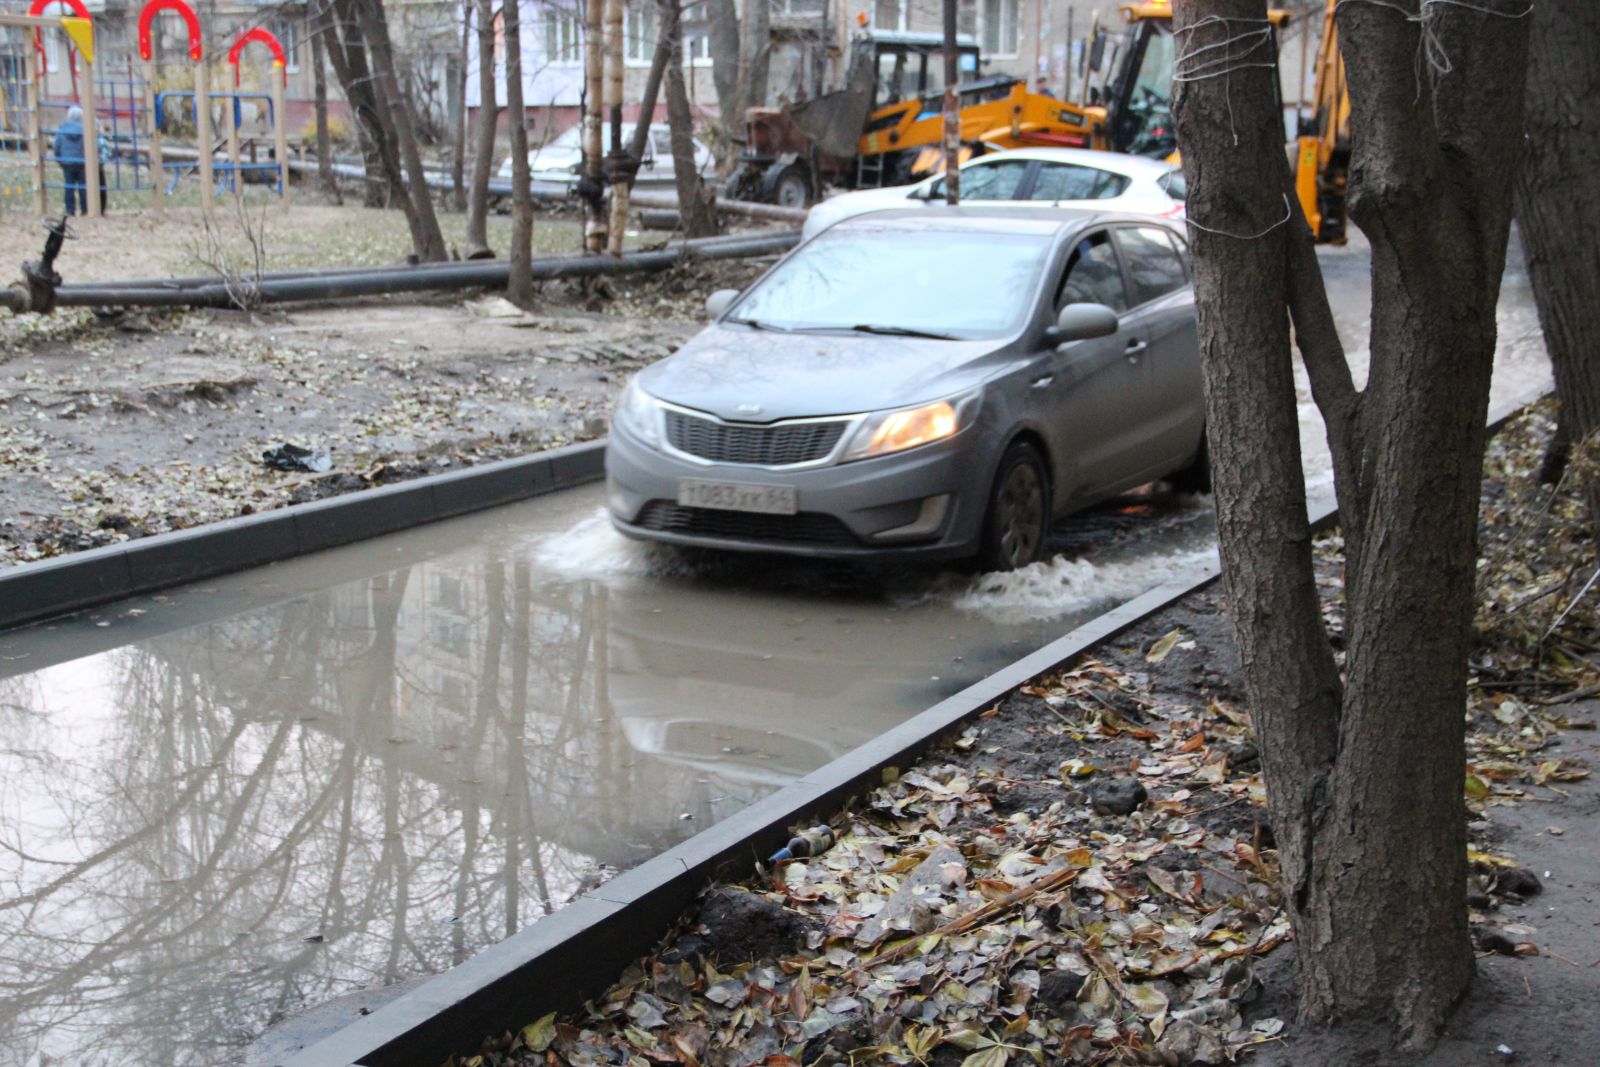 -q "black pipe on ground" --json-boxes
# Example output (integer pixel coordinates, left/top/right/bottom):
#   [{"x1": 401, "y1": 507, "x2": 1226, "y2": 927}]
[
  {"x1": 57, "y1": 229, "x2": 799, "y2": 294},
  {"x1": 47, "y1": 232, "x2": 799, "y2": 310}
]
